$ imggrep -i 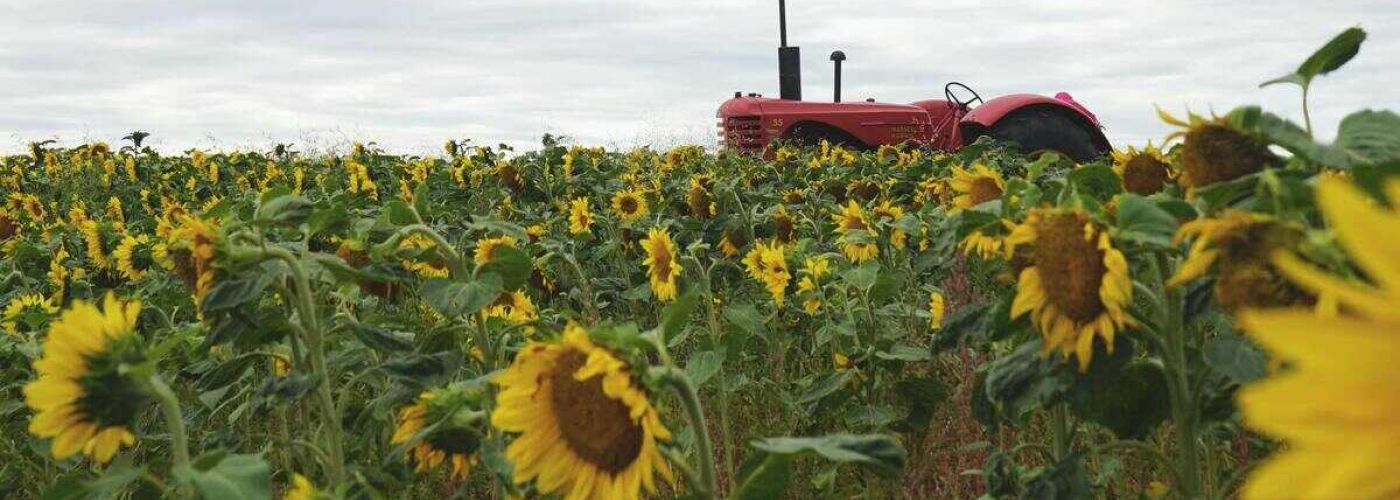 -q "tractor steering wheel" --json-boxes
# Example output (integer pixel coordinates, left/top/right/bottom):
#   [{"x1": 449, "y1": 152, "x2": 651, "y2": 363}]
[{"x1": 944, "y1": 82, "x2": 984, "y2": 109}]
